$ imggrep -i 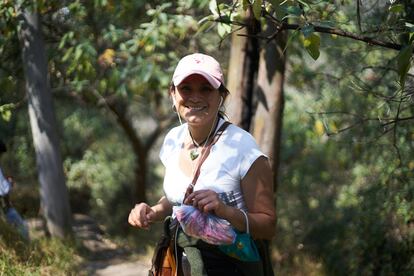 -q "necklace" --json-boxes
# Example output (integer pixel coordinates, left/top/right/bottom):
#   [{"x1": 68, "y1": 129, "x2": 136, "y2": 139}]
[
  {"x1": 188, "y1": 118, "x2": 219, "y2": 161},
  {"x1": 189, "y1": 132, "x2": 207, "y2": 161}
]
